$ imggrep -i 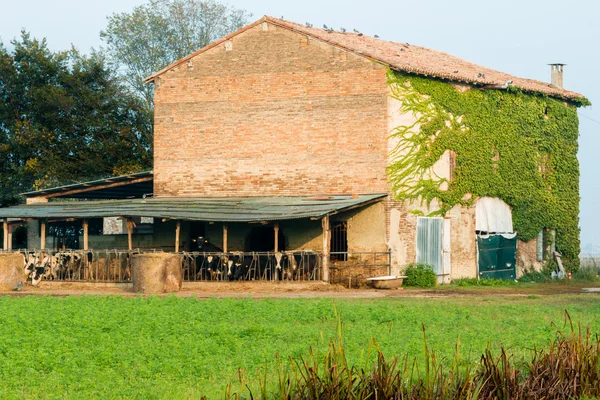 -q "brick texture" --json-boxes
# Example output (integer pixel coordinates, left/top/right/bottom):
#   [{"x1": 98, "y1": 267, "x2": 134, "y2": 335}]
[{"x1": 153, "y1": 23, "x2": 389, "y2": 197}]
